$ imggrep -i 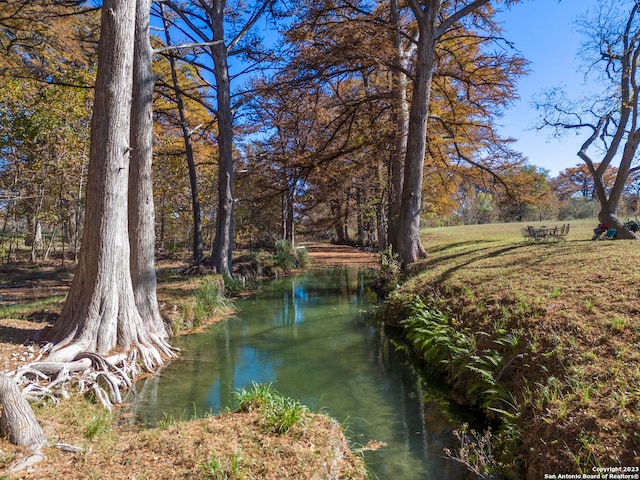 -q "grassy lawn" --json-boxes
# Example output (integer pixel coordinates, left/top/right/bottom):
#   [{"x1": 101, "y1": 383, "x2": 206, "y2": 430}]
[{"x1": 388, "y1": 219, "x2": 640, "y2": 478}]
